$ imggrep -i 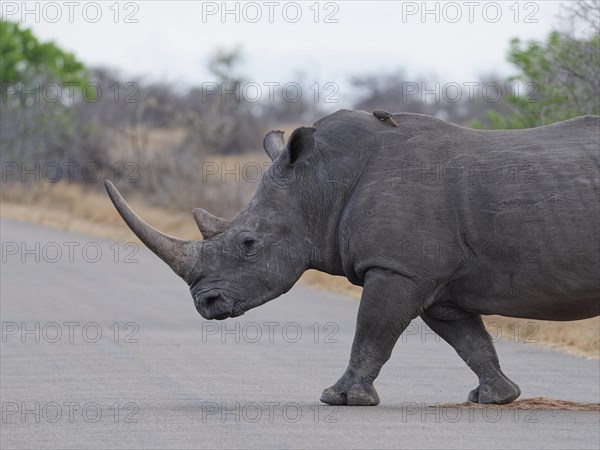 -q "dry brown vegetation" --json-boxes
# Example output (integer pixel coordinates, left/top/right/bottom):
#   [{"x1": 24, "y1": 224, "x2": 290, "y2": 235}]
[
  {"x1": 1, "y1": 182, "x2": 199, "y2": 242},
  {"x1": 2, "y1": 181, "x2": 598, "y2": 360},
  {"x1": 438, "y1": 397, "x2": 600, "y2": 411}
]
